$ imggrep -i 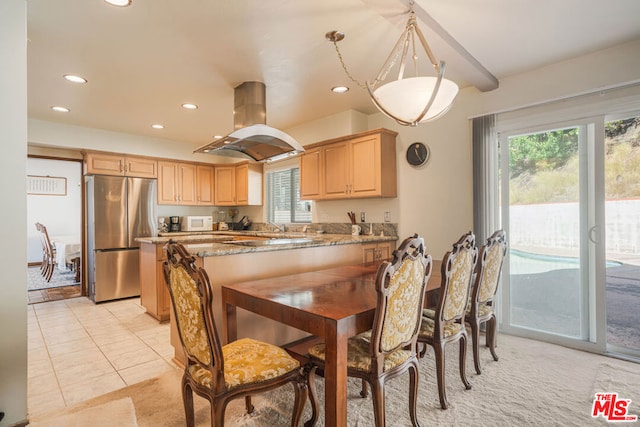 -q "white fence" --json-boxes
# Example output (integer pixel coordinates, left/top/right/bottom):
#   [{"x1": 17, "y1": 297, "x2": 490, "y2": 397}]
[{"x1": 510, "y1": 199, "x2": 640, "y2": 253}]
